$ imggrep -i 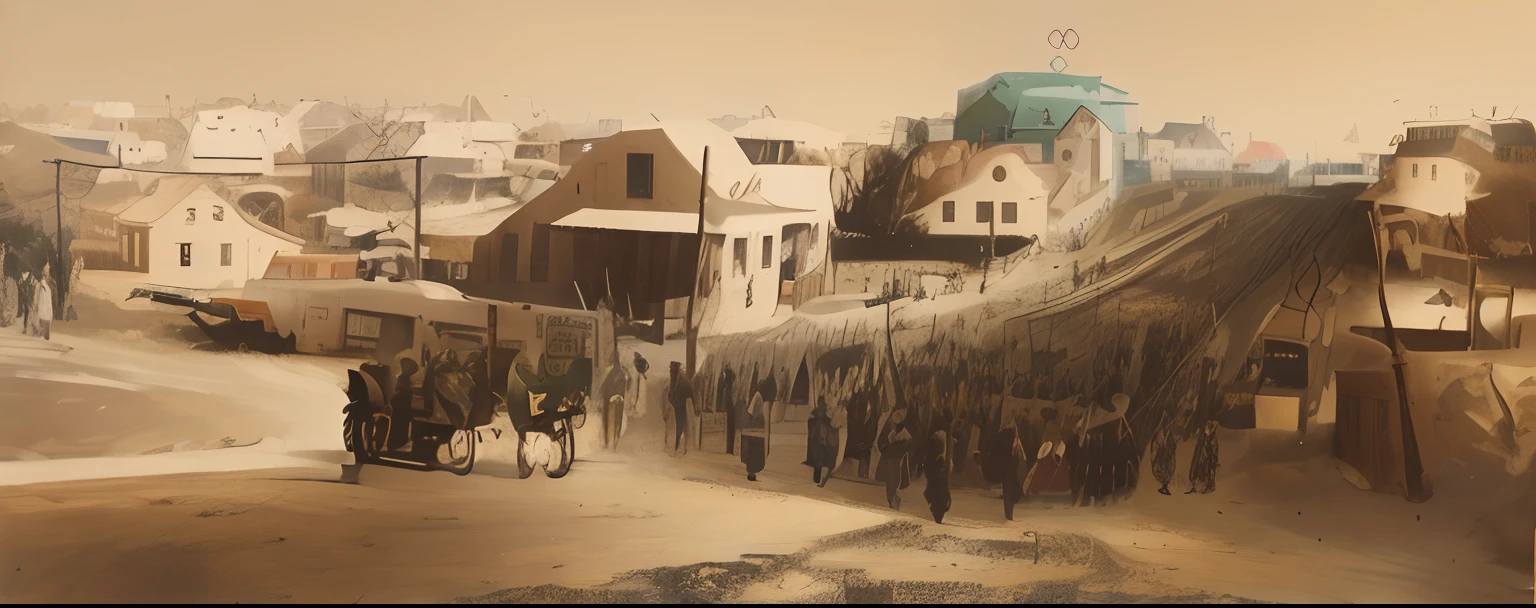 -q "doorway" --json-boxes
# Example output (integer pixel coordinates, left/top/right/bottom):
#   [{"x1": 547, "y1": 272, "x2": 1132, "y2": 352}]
[{"x1": 1471, "y1": 286, "x2": 1513, "y2": 351}]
